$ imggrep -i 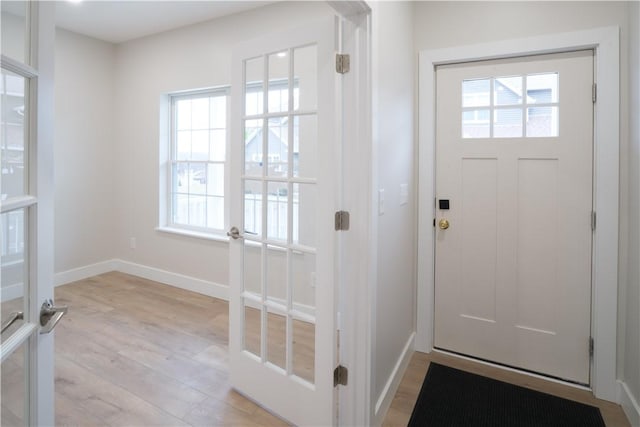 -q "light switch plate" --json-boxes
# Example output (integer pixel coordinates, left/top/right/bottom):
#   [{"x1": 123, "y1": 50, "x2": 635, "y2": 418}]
[{"x1": 400, "y1": 183, "x2": 408, "y2": 205}]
